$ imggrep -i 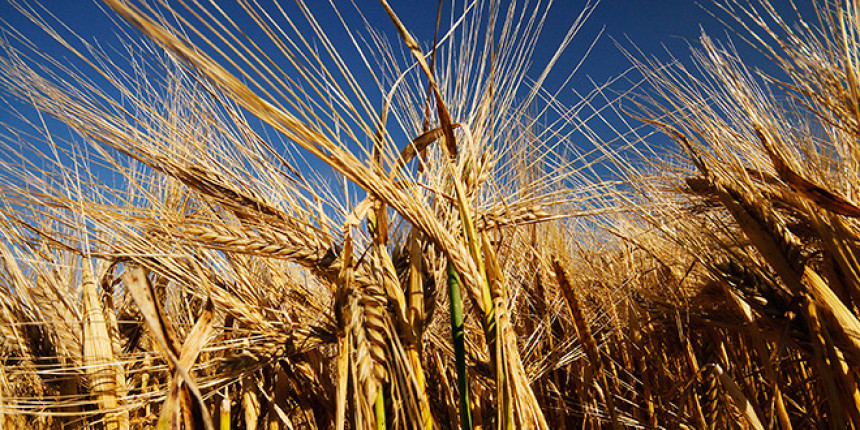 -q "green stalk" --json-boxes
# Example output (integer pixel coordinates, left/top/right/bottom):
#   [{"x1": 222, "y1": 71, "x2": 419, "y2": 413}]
[
  {"x1": 448, "y1": 263, "x2": 473, "y2": 430},
  {"x1": 374, "y1": 386, "x2": 386, "y2": 430}
]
